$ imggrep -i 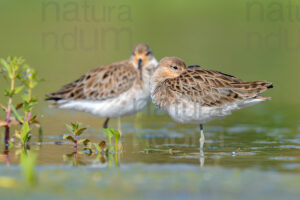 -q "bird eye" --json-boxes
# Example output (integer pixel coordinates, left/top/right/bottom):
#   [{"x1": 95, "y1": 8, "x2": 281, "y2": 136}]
[
  {"x1": 146, "y1": 51, "x2": 151, "y2": 56},
  {"x1": 172, "y1": 66, "x2": 178, "y2": 70}
]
